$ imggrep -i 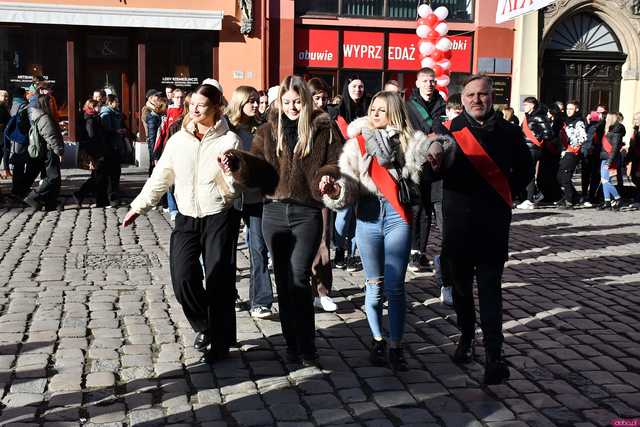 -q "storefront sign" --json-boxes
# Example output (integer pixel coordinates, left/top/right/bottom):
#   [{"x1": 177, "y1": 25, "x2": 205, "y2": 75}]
[
  {"x1": 9, "y1": 75, "x2": 55, "y2": 86},
  {"x1": 387, "y1": 33, "x2": 418, "y2": 71},
  {"x1": 492, "y1": 76, "x2": 512, "y2": 104},
  {"x1": 342, "y1": 31, "x2": 384, "y2": 69},
  {"x1": 294, "y1": 28, "x2": 339, "y2": 68},
  {"x1": 449, "y1": 35, "x2": 473, "y2": 73},
  {"x1": 161, "y1": 76, "x2": 199, "y2": 87},
  {"x1": 496, "y1": 0, "x2": 556, "y2": 24}
]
